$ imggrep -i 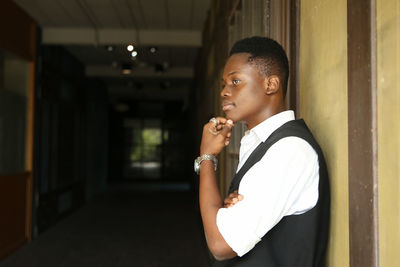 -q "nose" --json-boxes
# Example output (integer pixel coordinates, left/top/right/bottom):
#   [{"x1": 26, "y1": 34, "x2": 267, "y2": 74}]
[{"x1": 220, "y1": 85, "x2": 231, "y2": 98}]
